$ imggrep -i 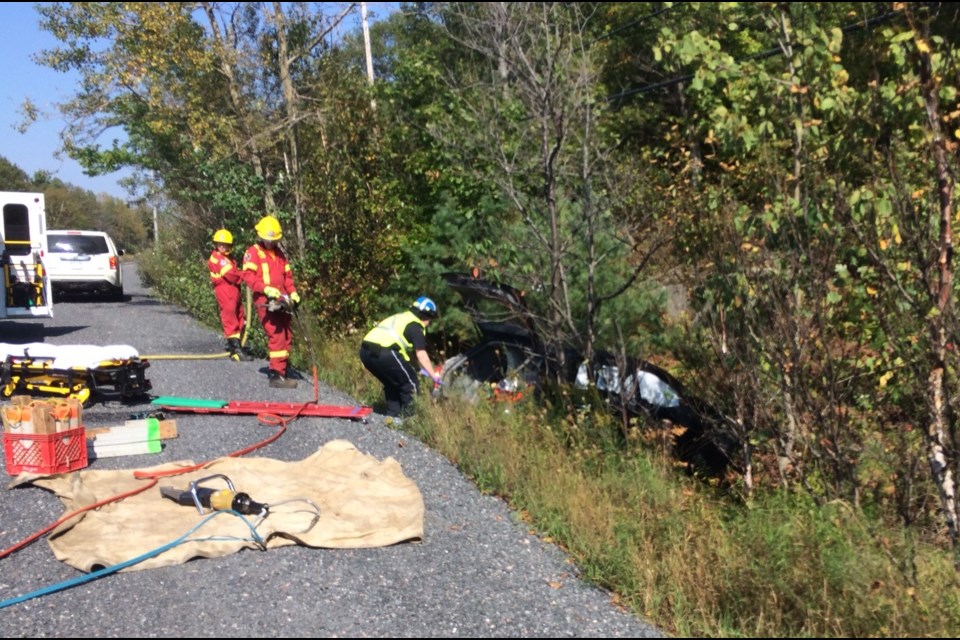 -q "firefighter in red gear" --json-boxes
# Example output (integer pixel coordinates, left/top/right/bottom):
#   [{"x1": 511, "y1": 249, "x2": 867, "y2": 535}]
[
  {"x1": 241, "y1": 215, "x2": 301, "y2": 388},
  {"x1": 207, "y1": 229, "x2": 252, "y2": 361}
]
